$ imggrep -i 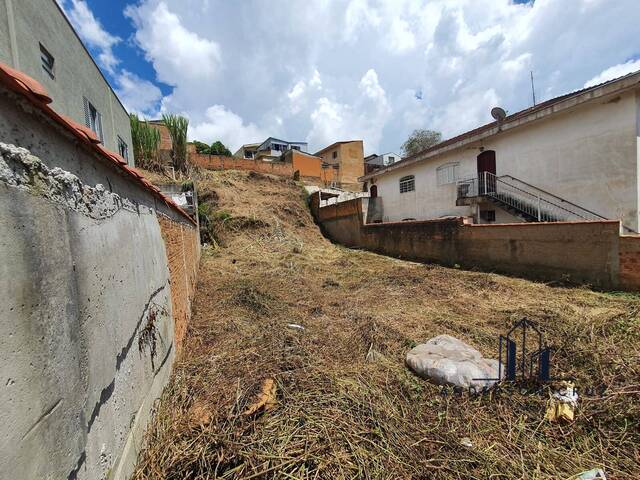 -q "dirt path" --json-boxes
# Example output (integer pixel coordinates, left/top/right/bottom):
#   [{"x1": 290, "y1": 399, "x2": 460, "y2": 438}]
[{"x1": 133, "y1": 170, "x2": 640, "y2": 479}]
